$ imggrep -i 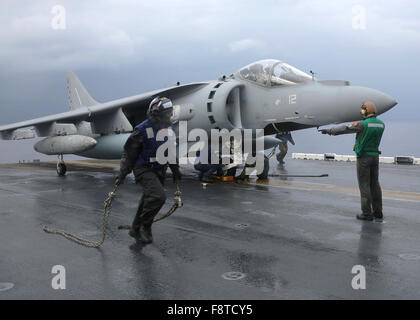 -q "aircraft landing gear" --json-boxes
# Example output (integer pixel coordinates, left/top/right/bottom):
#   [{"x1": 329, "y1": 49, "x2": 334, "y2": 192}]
[
  {"x1": 57, "y1": 154, "x2": 67, "y2": 176},
  {"x1": 237, "y1": 154, "x2": 269, "y2": 180}
]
